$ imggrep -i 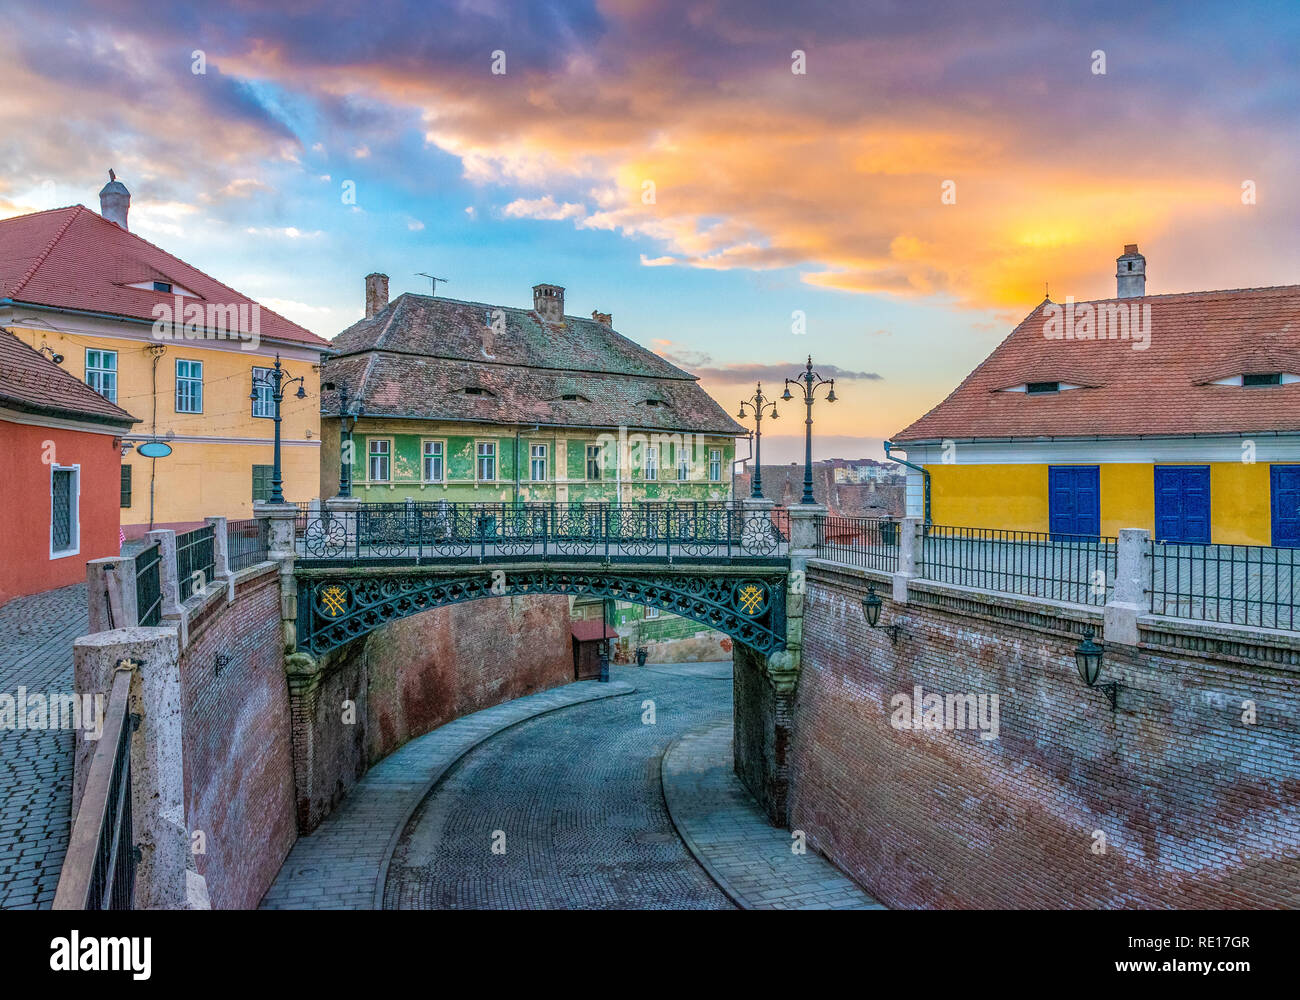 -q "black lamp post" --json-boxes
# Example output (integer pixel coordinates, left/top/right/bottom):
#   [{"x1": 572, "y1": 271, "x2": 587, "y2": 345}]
[
  {"x1": 737, "y1": 381, "x2": 779, "y2": 500},
  {"x1": 783, "y1": 355, "x2": 836, "y2": 504},
  {"x1": 1074, "y1": 626, "x2": 1117, "y2": 708},
  {"x1": 250, "y1": 354, "x2": 306, "y2": 505},
  {"x1": 321, "y1": 380, "x2": 364, "y2": 499}
]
